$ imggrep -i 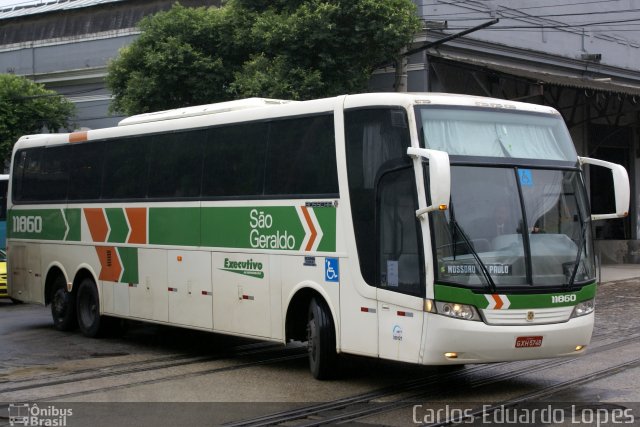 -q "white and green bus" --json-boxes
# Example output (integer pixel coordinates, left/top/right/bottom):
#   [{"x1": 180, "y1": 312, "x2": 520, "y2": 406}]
[{"x1": 7, "y1": 93, "x2": 629, "y2": 379}]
